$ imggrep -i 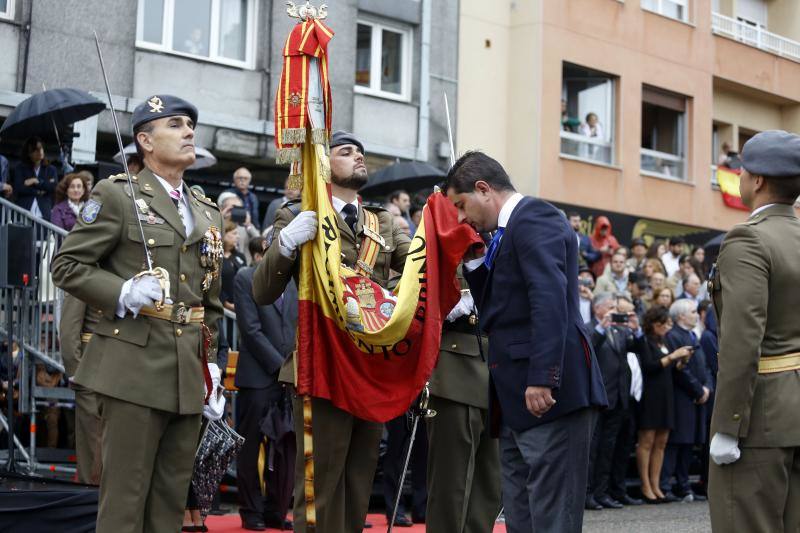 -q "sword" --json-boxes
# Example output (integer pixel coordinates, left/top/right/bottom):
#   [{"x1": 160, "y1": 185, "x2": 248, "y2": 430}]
[
  {"x1": 444, "y1": 92, "x2": 456, "y2": 166},
  {"x1": 388, "y1": 383, "x2": 436, "y2": 533},
  {"x1": 92, "y1": 31, "x2": 169, "y2": 309}
]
